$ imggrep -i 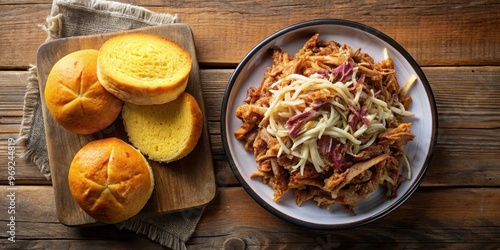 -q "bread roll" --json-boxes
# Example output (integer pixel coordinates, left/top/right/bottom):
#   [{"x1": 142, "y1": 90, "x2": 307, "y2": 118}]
[
  {"x1": 44, "y1": 49, "x2": 123, "y2": 134},
  {"x1": 97, "y1": 33, "x2": 192, "y2": 105},
  {"x1": 122, "y1": 92, "x2": 203, "y2": 163},
  {"x1": 68, "y1": 137, "x2": 154, "y2": 224}
]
